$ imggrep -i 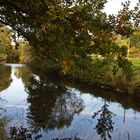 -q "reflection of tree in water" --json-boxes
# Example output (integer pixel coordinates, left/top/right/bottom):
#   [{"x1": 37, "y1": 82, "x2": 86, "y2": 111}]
[
  {"x1": 25, "y1": 75, "x2": 84, "y2": 132},
  {"x1": 14, "y1": 66, "x2": 32, "y2": 87},
  {"x1": 0, "y1": 66, "x2": 12, "y2": 92},
  {"x1": 92, "y1": 101, "x2": 115, "y2": 140},
  {"x1": 53, "y1": 137, "x2": 83, "y2": 140},
  {"x1": 9, "y1": 126, "x2": 83, "y2": 140}
]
